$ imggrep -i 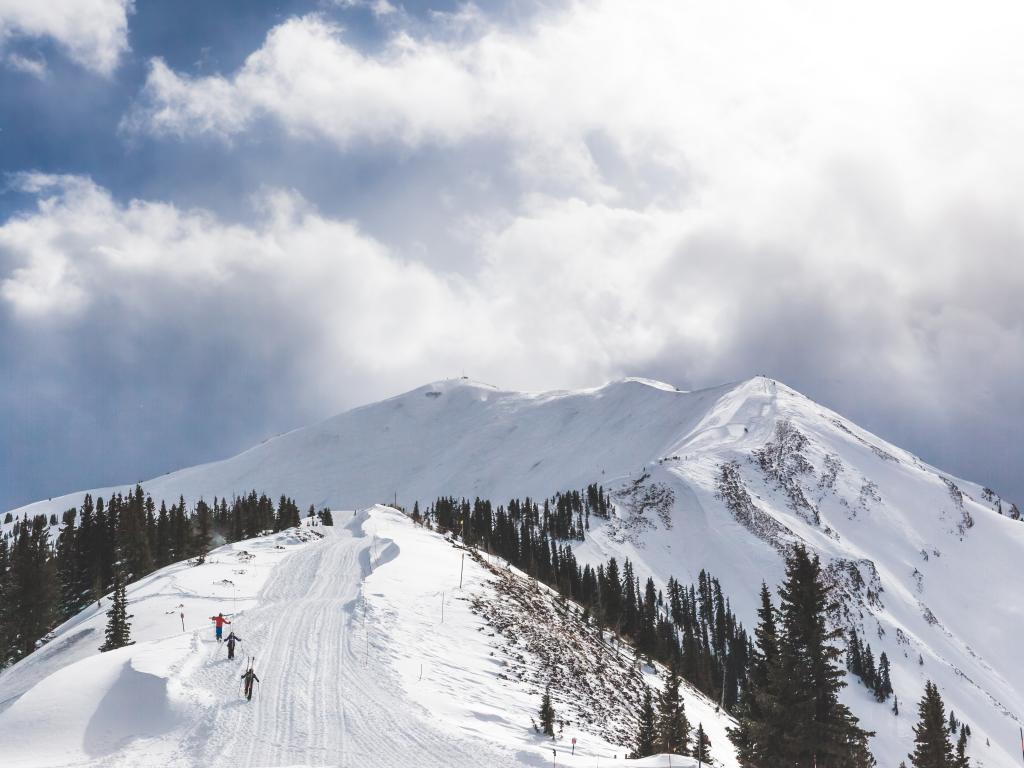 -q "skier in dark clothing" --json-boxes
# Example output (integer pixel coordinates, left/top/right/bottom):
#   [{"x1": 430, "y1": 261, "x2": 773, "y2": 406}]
[
  {"x1": 225, "y1": 631, "x2": 242, "y2": 660},
  {"x1": 241, "y1": 665, "x2": 260, "y2": 701}
]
